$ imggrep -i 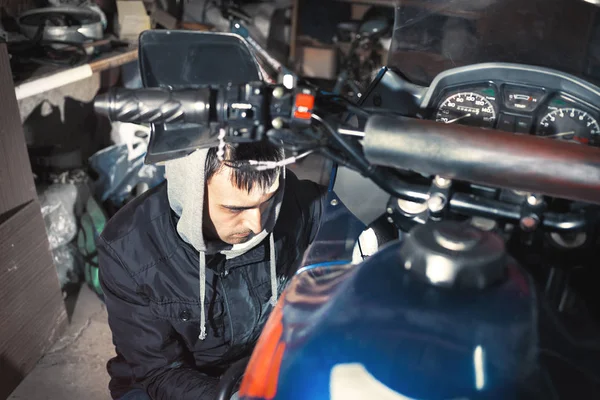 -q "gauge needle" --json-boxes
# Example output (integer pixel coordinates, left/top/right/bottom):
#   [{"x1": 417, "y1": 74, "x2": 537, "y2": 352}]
[
  {"x1": 546, "y1": 131, "x2": 576, "y2": 138},
  {"x1": 444, "y1": 113, "x2": 472, "y2": 124}
]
